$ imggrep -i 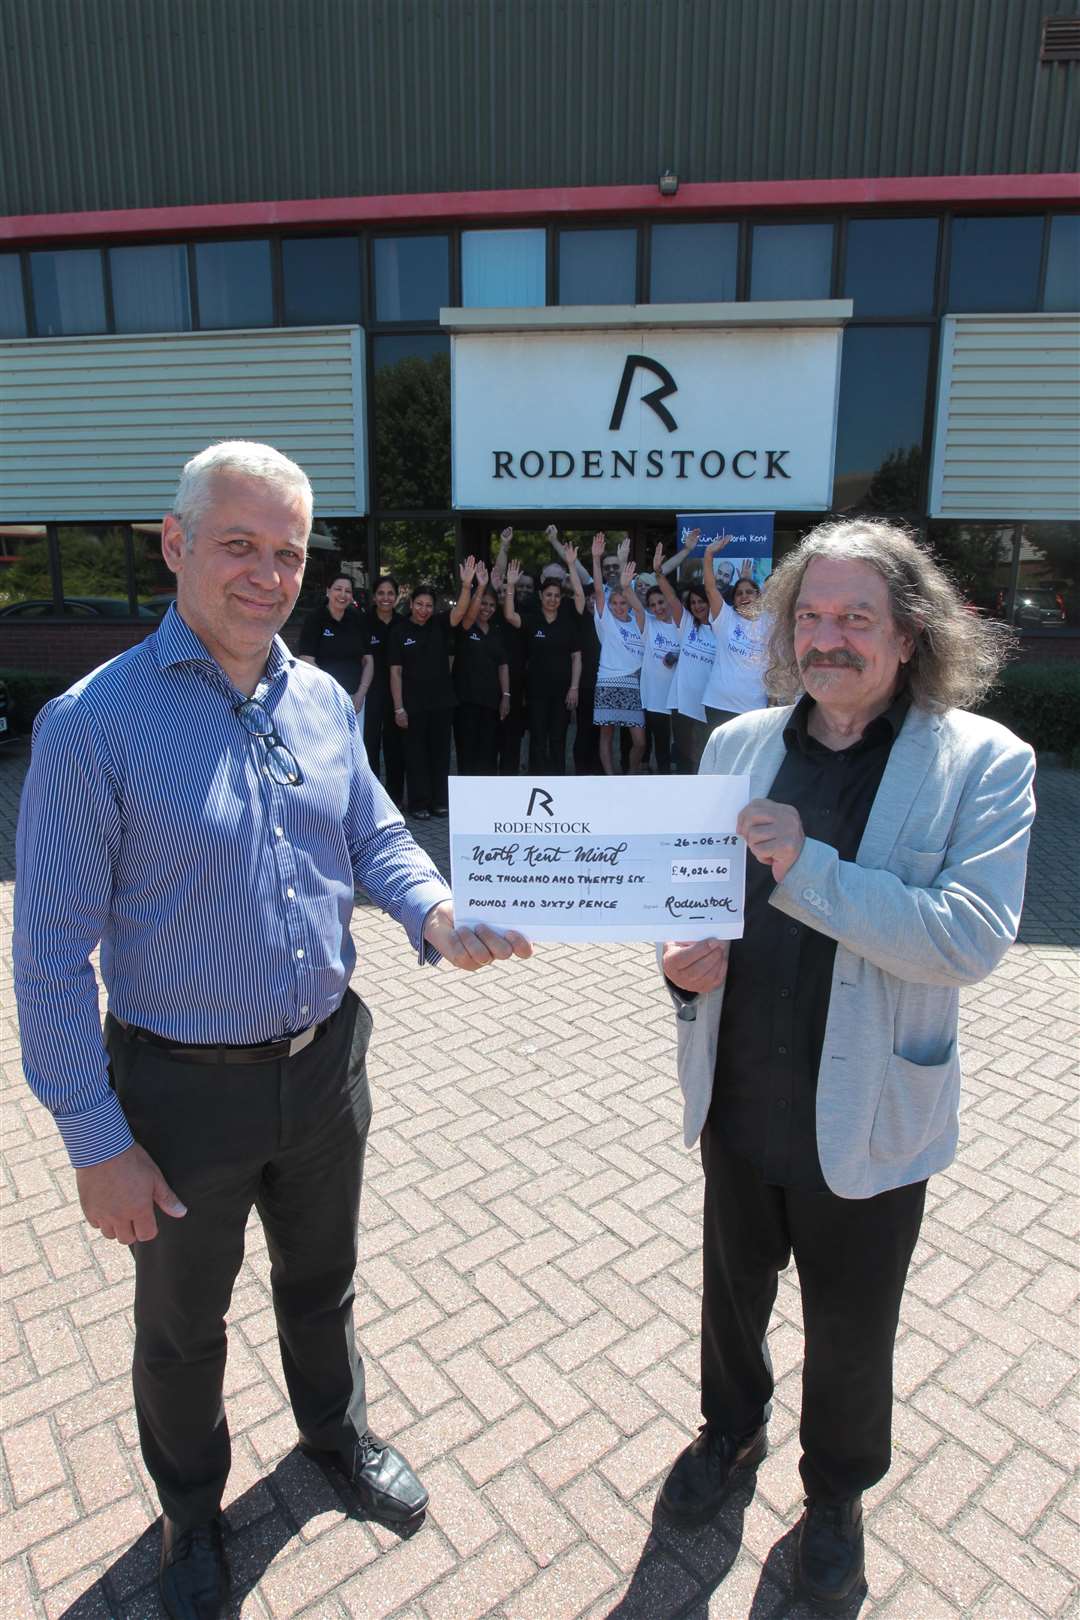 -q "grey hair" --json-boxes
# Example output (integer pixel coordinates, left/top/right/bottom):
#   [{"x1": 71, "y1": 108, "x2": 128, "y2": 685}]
[
  {"x1": 762, "y1": 519, "x2": 1014, "y2": 712},
  {"x1": 172, "y1": 441, "x2": 313, "y2": 547}
]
